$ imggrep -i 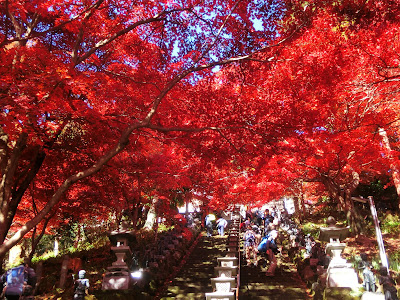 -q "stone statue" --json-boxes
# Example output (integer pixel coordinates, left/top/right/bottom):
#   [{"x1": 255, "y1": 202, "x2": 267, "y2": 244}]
[{"x1": 74, "y1": 270, "x2": 89, "y2": 300}]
